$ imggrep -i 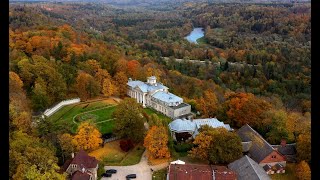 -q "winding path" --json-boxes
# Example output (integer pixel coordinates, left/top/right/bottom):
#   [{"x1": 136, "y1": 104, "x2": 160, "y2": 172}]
[
  {"x1": 72, "y1": 105, "x2": 117, "y2": 125},
  {"x1": 102, "y1": 150, "x2": 169, "y2": 180}
]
